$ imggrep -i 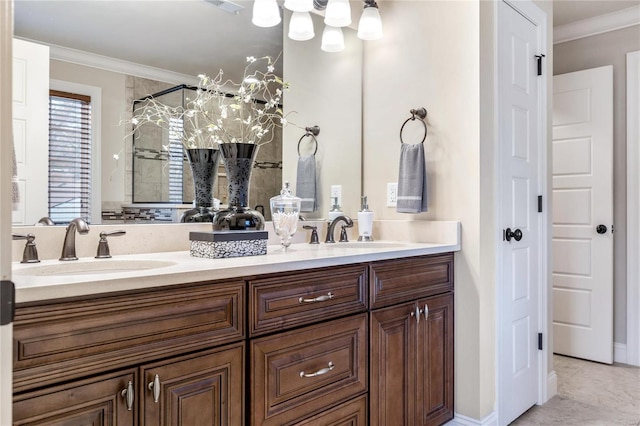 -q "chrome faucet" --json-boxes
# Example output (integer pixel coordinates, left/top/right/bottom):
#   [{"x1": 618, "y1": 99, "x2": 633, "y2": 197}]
[
  {"x1": 36, "y1": 216, "x2": 55, "y2": 226},
  {"x1": 60, "y1": 218, "x2": 90, "y2": 261},
  {"x1": 325, "y1": 215, "x2": 354, "y2": 243}
]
